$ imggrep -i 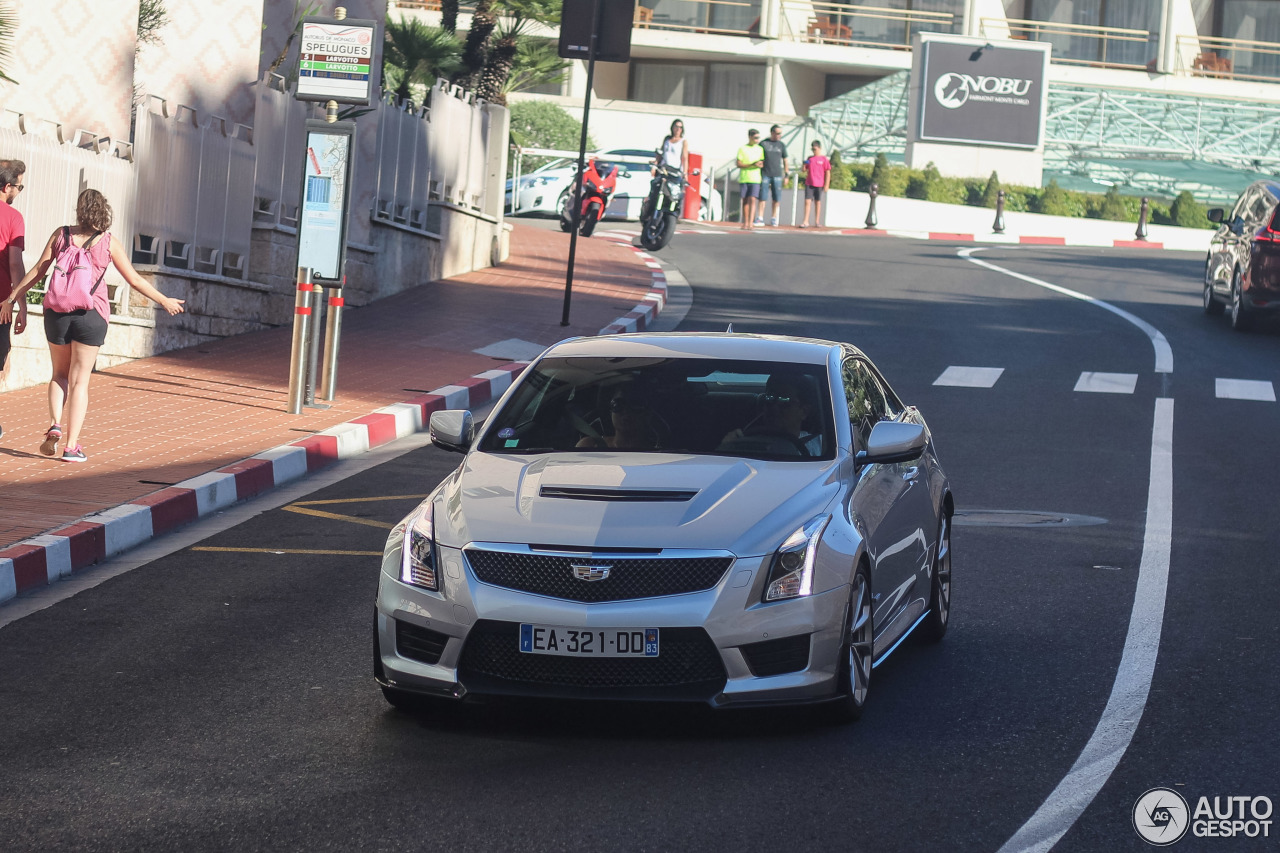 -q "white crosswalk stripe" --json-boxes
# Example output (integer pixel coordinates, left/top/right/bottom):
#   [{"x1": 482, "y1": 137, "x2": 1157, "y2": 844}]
[
  {"x1": 933, "y1": 366, "x2": 1004, "y2": 388},
  {"x1": 1074, "y1": 372, "x2": 1138, "y2": 394},
  {"x1": 1215, "y1": 379, "x2": 1276, "y2": 401}
]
